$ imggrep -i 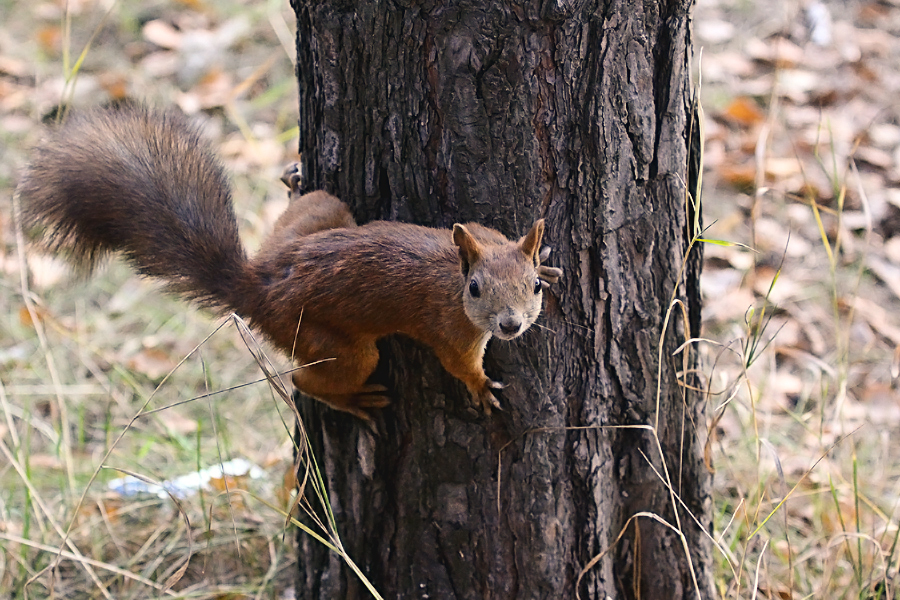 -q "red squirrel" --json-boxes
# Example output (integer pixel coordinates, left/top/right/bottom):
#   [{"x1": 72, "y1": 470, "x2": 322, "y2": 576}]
[{"x1": 16, "y1": 106, "x2": 561, "y2": 419}]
